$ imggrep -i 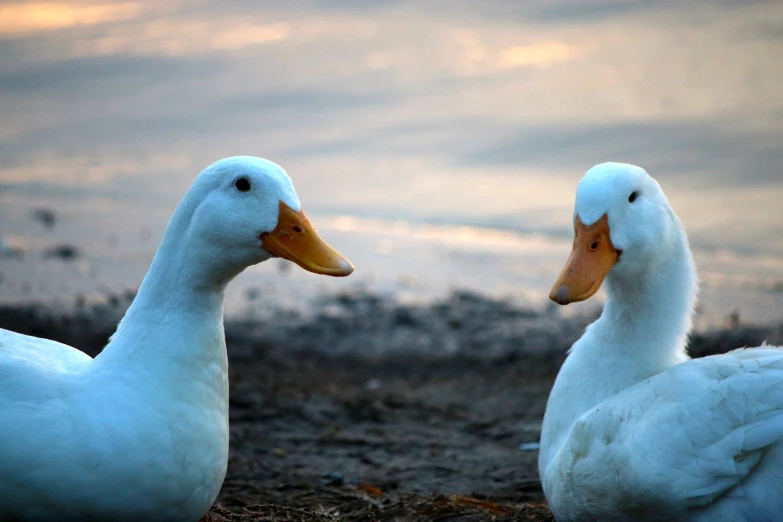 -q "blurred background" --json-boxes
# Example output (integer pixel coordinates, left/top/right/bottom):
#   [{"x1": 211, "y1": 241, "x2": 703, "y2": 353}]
[{"x1": 0, "y1": 0, "x2": 781, "y2": 328}]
